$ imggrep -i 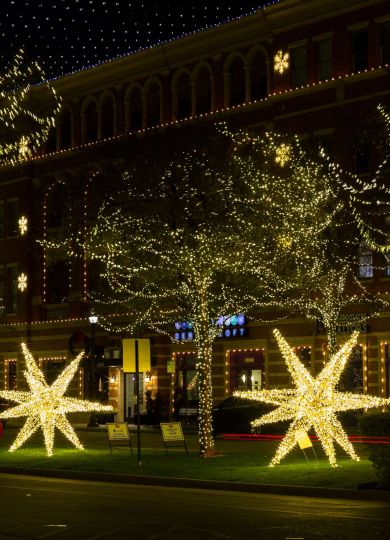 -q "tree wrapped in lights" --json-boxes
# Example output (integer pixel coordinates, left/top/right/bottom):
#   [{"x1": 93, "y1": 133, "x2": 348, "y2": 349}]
[
  {"x1": 0, "y1": 49, "x2": 61, "y2": 165},
  {"x1": 85, "y1": 139, "x2": 258, "y2": 457},
  {"x1": 236, "y1": 329, "x2": 390, "y2": 467},
  {"x1": 225, "y1": 111, "x2": 390, "y2": 355},
  {"x1": 0, "y1": 343, "x2": 113, "y2": 456}
]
